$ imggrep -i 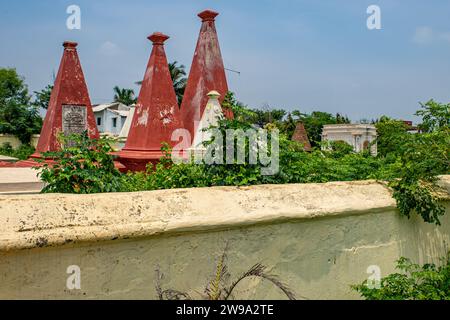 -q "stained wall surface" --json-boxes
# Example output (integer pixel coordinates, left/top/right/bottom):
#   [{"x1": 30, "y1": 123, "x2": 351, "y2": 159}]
[{"x1": 0, "y1": 177, "x2": 449, "y2": 299}]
